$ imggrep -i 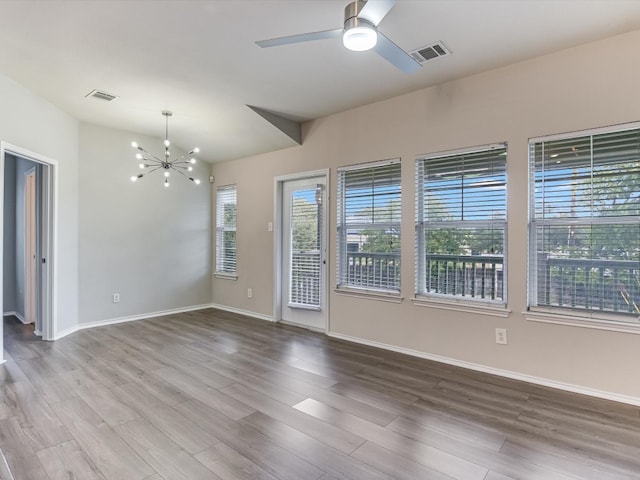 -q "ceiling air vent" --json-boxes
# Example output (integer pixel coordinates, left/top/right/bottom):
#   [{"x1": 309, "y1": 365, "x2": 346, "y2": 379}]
[
  {"x1": 410, "y1": 41, "x2": 450, "y2": 64},
  {"x1": 85, "y1": 89, "x2": 118, "y2": 102}
]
